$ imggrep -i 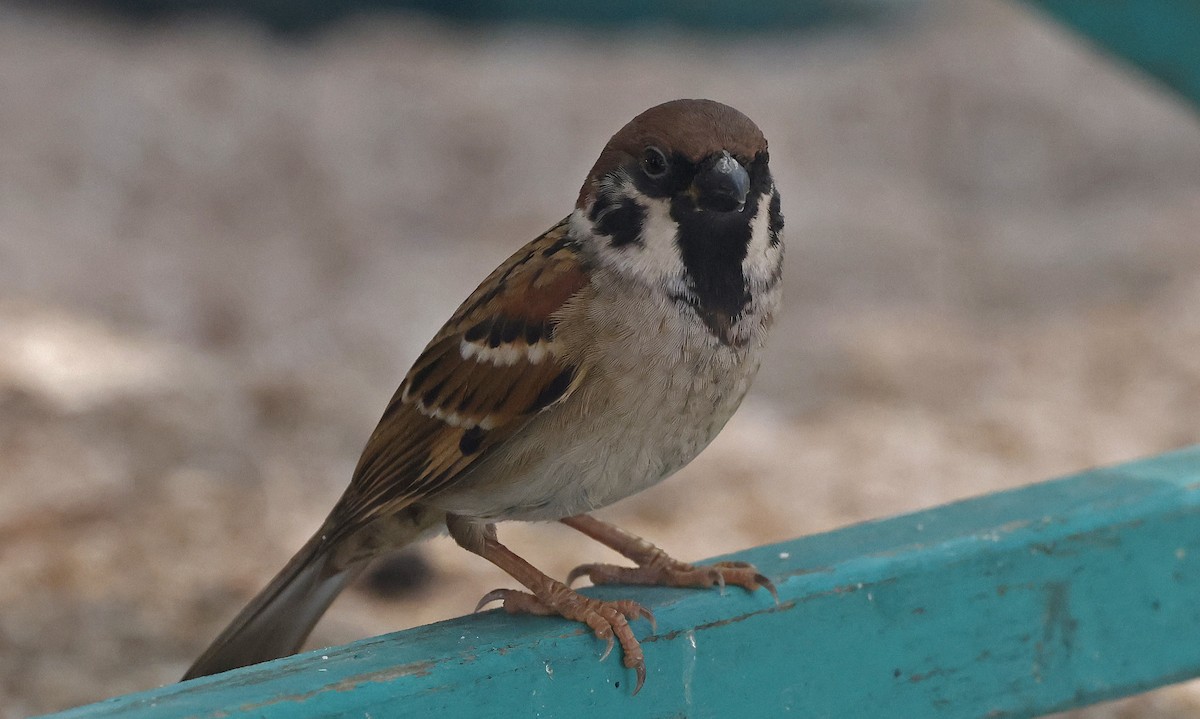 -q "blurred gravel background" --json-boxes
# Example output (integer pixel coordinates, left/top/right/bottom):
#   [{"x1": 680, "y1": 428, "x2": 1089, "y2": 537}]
[{"x1": 1, "y1": 0, "x2": 1198, "y2": 715}]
